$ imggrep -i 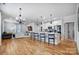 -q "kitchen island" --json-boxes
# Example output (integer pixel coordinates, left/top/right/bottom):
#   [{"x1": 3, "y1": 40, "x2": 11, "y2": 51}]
[{"x1": 26, "y1": 31, "x2": 61, "y2": 45}]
